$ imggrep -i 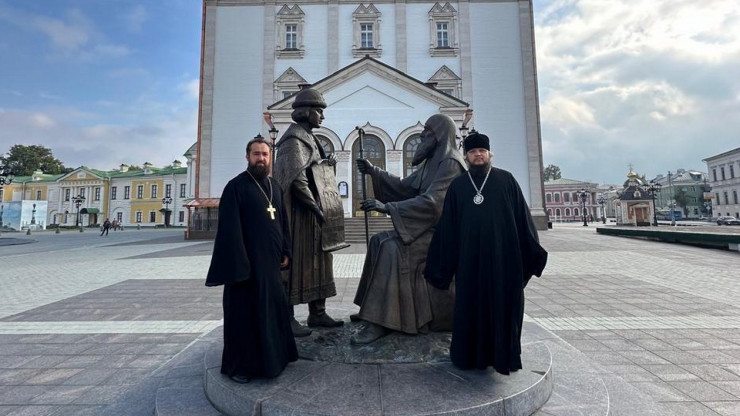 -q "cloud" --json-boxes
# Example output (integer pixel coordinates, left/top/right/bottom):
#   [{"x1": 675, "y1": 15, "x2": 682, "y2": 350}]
[
  {"x1": 181, "y1": 79, "x2": 200, "y2": 100},
  {"x1": 0, "y1": 4, "x2": 131, "y2": 61},
  {"x1": 534, "y1": 0, "x2": 740, "y2": 183},
  {"x1": 123, "y1": 5, "x2": 149, "y2": 33}
]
